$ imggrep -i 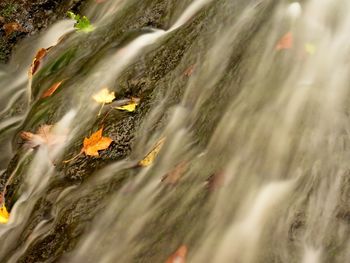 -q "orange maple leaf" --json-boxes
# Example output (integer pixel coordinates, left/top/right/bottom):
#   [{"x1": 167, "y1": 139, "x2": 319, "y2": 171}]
[
  {"x1": 165, "y1": 245, "x2": 187, "y2": 263},
  {"x1": 82, "y1": 128, "x2": 113, "y2": 156},
  {"x1": 41, "y1": 80, "x2": 64, "y2": 98},
  {"x1": 29, "y1": 48, "x2": 47, "y2": 77},
  {"x1": 276, "y1": 32, "x2": 293, "y2": 51}
]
